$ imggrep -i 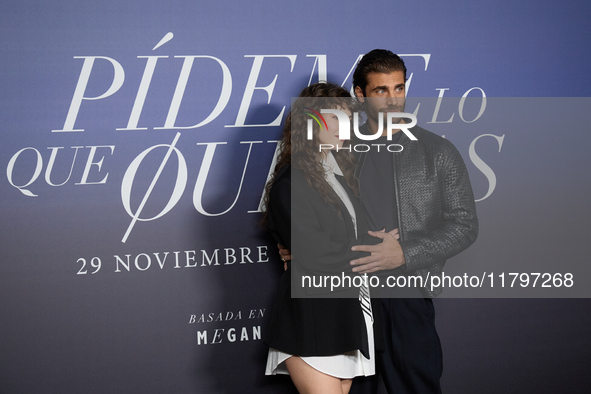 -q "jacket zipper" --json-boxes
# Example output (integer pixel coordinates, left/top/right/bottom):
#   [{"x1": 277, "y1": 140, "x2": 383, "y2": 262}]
[{"x1": 393, "y1": 134, "x2": 405, "y2": 242}]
